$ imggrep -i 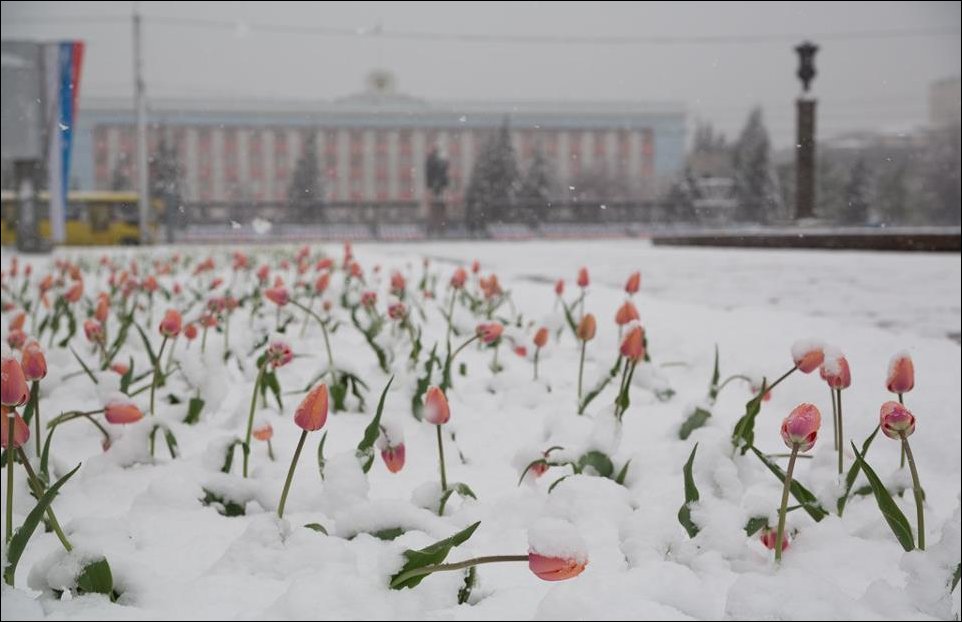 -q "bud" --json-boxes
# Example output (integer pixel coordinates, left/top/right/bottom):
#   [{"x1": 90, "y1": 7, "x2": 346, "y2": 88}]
[
  {"x1": 104, "y1": 399, "x2": 144, "y2": 425},
  {"x1": 294, "y1": 384, "x2": 329, "y2": 432},
  {"x1": 64, "y1": 280, "x2": 84, "y2": 303},
  {"x1": 780, "y1": 403, "x2": 821, "y2": 452},
  {"x1": 614, "y1": 301, "x2": 639, "y2": 326},
  {"x1": 20, "y1": 340, "x2": 47, "y2": 381},
  {"x1": 576, "y1": 314, "x2": 597, "y2": 342},
  {"x1": 159, "y1": 308, "x2": 183, "y2": 338},
  {"x1": 791, "y1": 340, "x2": 824, "y2": 374},
  {"x1": 879, "y1": 400, "x2": 916, "y2": 439},
  {"x1": 390, "y1": 271, "x2": 406, "y2": 294},
  {"x1": 819, "y1": 351, "x2": 851, "y2": 390},
  {"x1": 423, "y1": 386, "x2": 450, "y2": 425},
  {"x1": 533, "y1": 327, "x2": 549, "y2": 349},
  {"x1": 0, "y1": 406, "x2": 30, "y2": 449},
  {"x1": 361, "y1": 290, "x2": 378, "y2": 308},
  {"x1": 886, "y1": 352, "x2": 914, "y2": 394},
  {"x1": 625, "y1": 271, "x2": 641, "y2": 295}
]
